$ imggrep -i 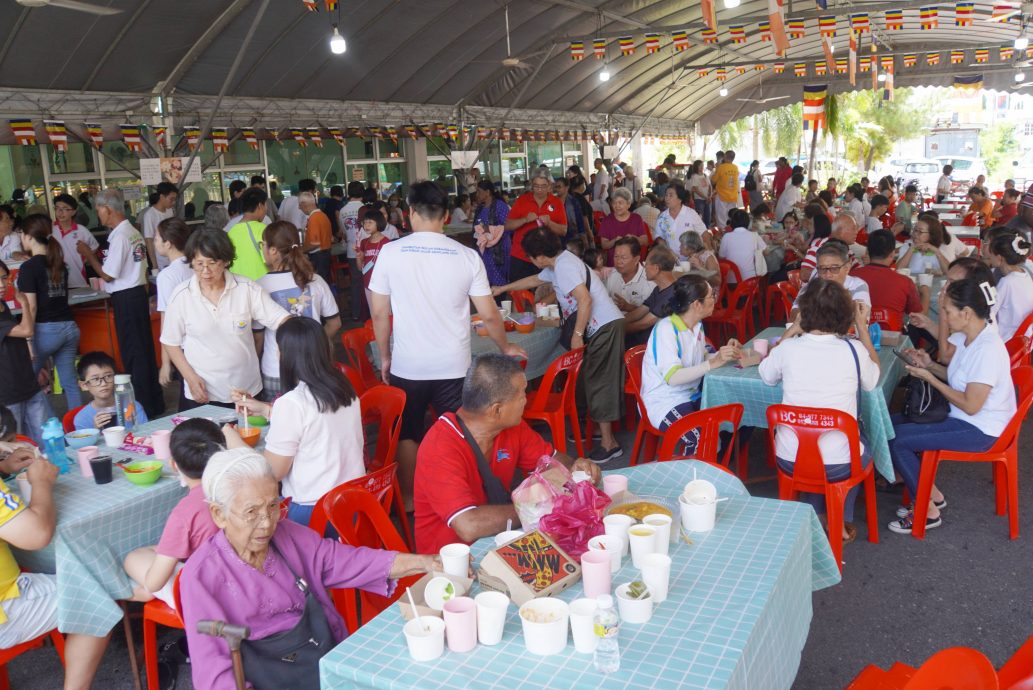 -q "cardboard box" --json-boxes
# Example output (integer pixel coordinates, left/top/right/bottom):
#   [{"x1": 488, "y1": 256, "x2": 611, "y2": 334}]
[
  {"x1": 396, "y1": 571, "x2": 474, "y2": 621},
  {"x1": 477, "y1": 530, "x2": 581, "y2": 605}
]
